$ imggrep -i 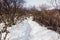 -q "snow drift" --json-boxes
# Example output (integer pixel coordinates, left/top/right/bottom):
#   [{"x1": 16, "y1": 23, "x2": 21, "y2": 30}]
[{"x1": 0, "y1": 17, "x2": 60, "y2": 40}]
